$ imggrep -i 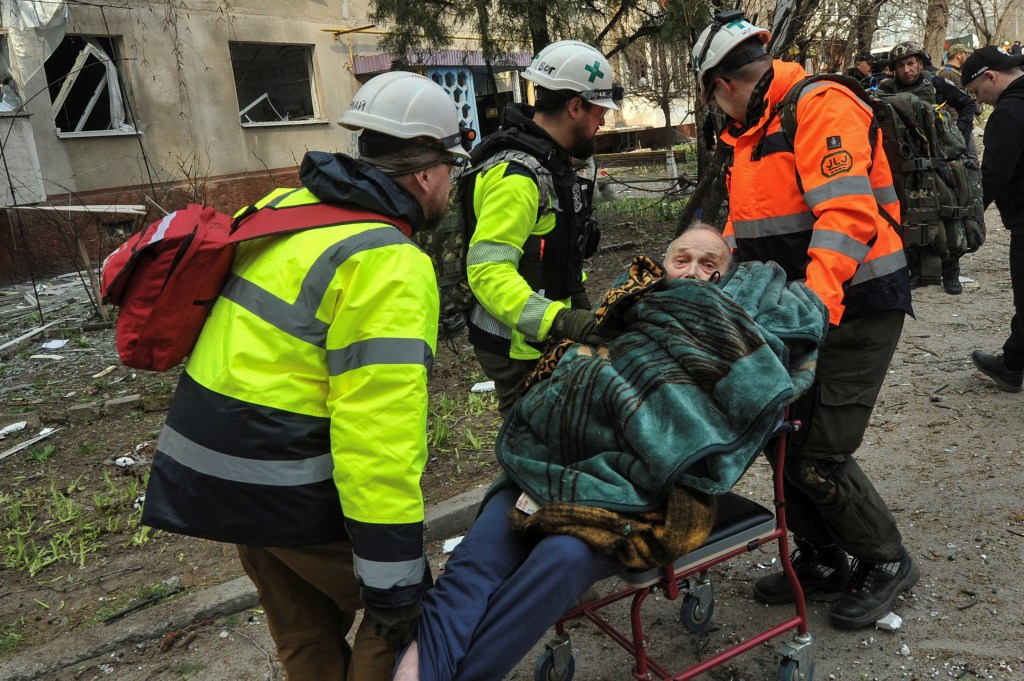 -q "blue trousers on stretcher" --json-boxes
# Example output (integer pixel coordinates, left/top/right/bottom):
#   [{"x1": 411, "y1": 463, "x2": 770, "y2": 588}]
[{"x1": 412, "y1": 487, "x2": 622, "y2": 681}]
